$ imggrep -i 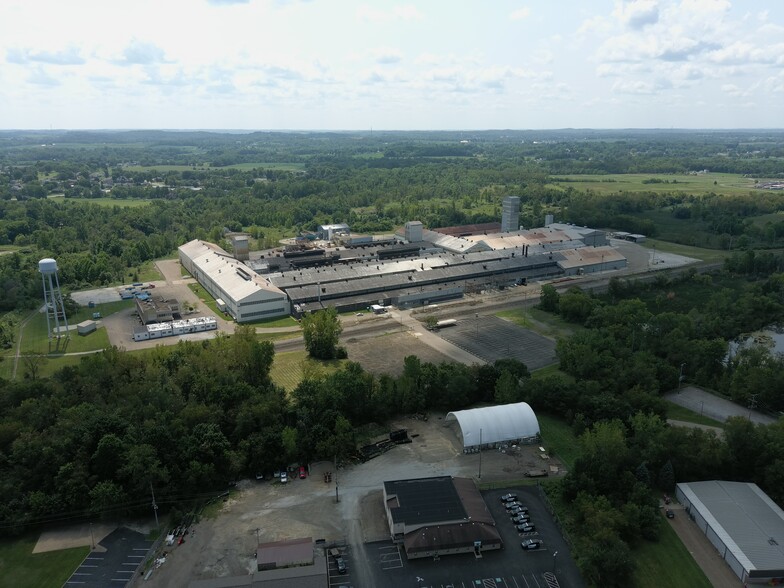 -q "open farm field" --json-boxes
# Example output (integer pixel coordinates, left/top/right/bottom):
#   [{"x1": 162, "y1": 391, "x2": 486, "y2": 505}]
[
  {"x1": 496, "y1": 306, "x2": 585, "y2": 339},
  {"x1": 0, "y1": 534, "x2": 88, "y2": 588},
  {"x1": 549, "y1": 172, "x2": 774, "y2": 196}
]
